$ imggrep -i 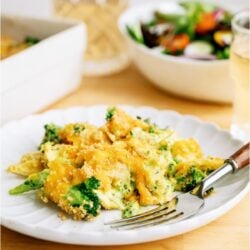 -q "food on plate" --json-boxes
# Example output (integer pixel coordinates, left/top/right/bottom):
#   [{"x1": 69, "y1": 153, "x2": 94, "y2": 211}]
[
  {"x1": 127, "y1": 1, "x2": 232, "y2": 60},
  {"x1": 0, "y1": 36, "x2": 40, "y2": 60},
  {"x1": 8, "y1": 107, "x2": 223, "y2": 220}
]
